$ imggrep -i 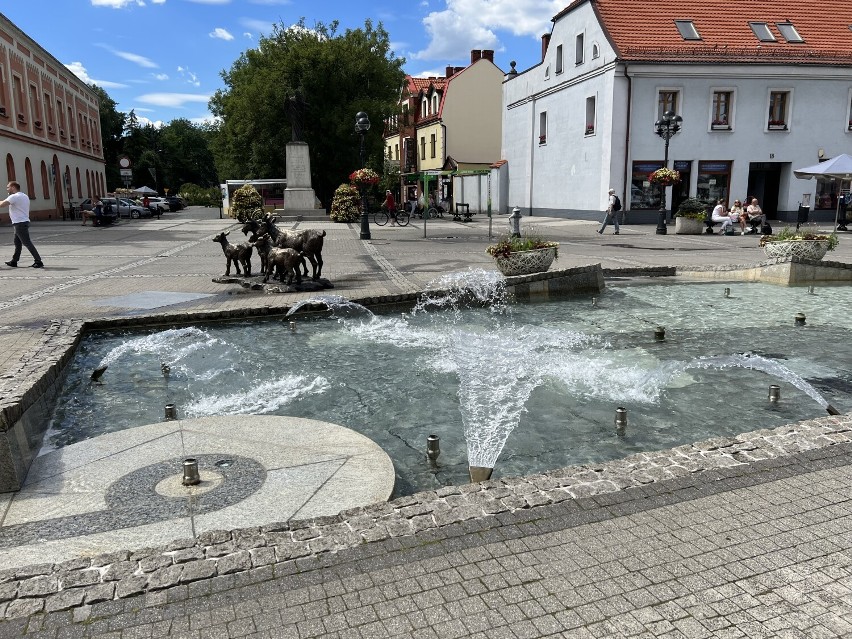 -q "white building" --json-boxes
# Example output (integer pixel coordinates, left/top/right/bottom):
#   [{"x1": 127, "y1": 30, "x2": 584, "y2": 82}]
[
  {"x1": 502, "y1": 0, "x2": 852, "y2": 223},
  {"x1": 0, "y1": 12, "x2": 105, "y2": 220}
]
